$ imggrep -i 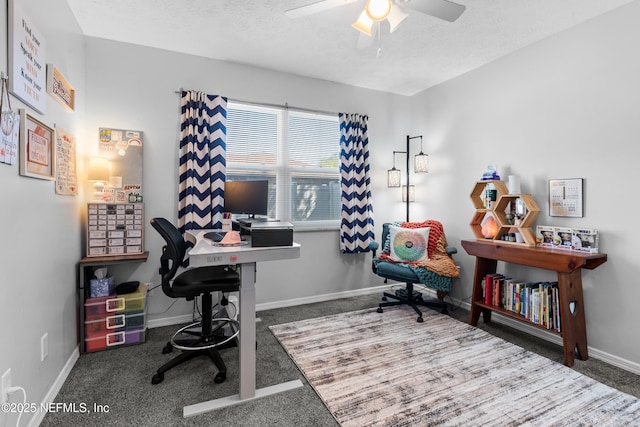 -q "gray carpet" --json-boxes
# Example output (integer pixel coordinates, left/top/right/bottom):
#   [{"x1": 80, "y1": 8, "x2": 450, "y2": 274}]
[{"x1": 40, "y1": 291, "x2": 640, "y2": 426}]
